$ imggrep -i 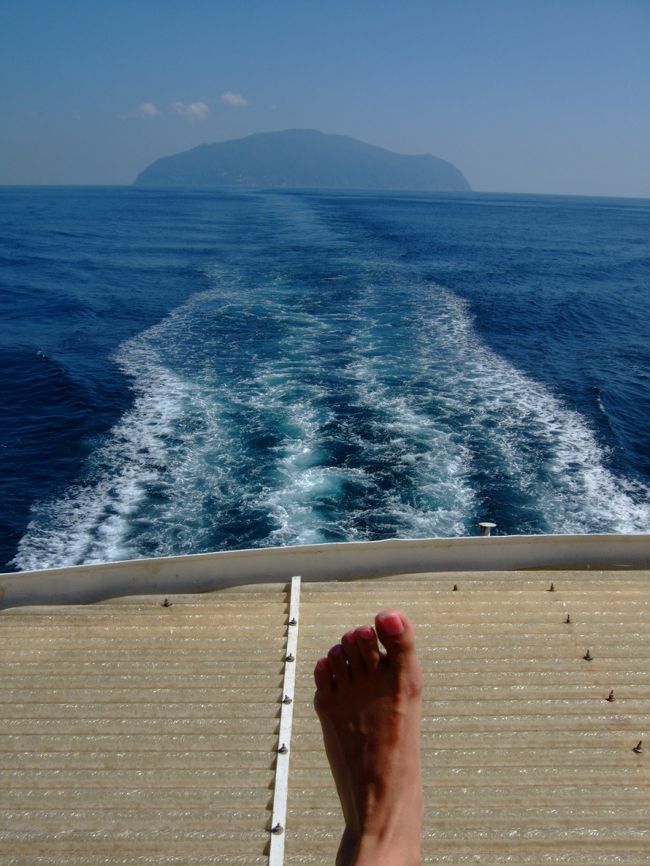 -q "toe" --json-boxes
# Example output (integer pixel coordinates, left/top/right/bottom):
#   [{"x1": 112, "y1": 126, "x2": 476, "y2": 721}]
[
  {"x1": 328, "y1": 643, "x2": 350, "y2": 684},
  {"x1": 314, "y1": 656, "x2": 334, "y2": 695},
  {"x1": 341, "y1": 630, "x2": 365, "y2": 676},
  {"x1": 375, "y1": 610, "x2": 421, "y2": 688},
  {"x1": 354, "y1": 624, "x2": 381, "y2": 670}
]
